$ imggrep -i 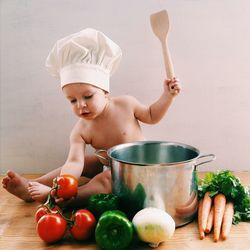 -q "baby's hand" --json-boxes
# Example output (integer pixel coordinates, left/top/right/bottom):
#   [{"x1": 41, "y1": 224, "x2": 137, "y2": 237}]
[
  {"x1": 50, "y1": 186, "x2": 63, "y2": 203},
  {"x1": 49, "y1": 175, "x2": 78, "y2": 208},
  {"x1": 50, "y1": 187, "x2": 75, "y2": 208},
  {"x1": 164, "y1": 77, "x2": 181, "y2": 97}
]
